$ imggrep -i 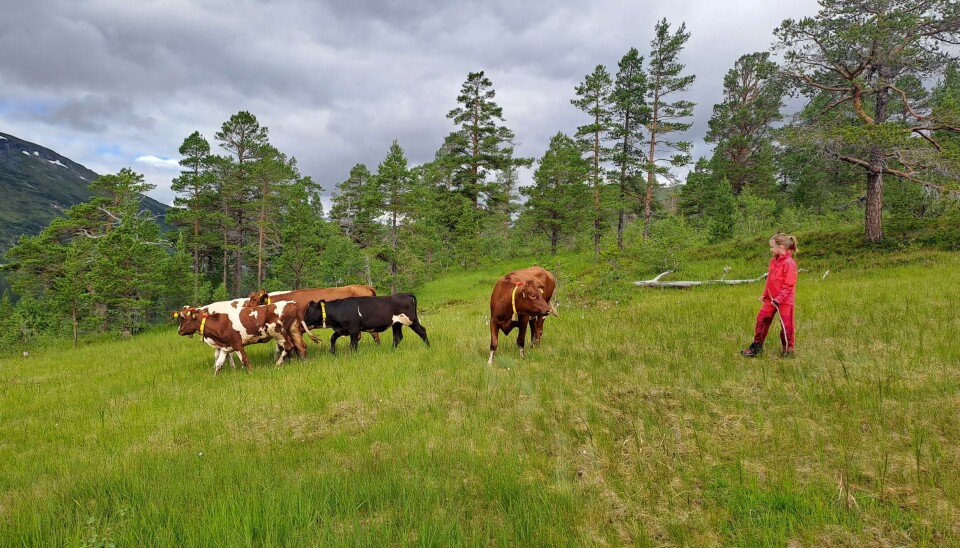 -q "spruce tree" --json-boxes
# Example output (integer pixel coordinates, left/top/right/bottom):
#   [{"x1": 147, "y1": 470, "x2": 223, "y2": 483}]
[{"x1": 521, "y1": 132, "x2": 592, "y2": 255}]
